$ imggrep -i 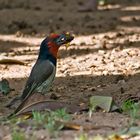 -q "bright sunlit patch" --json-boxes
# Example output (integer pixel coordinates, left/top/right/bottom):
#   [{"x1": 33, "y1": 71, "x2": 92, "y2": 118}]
[{"x1": 121, "y1": 6, "x2": 140, "y2": 11}]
